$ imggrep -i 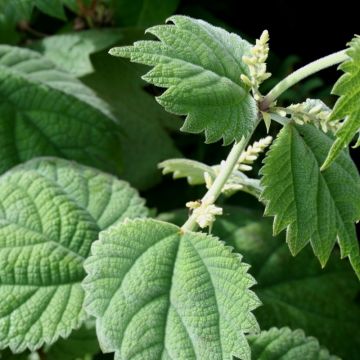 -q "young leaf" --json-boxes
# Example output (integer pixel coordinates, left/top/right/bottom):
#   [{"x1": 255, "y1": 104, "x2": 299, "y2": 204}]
[
  {"x1": 0, "y1": 157, "x2": 147, "y2": 352},
  {"x1": 159, "y1": 158, "x2": 214, "y2": 185},
  {"x1": 260, "y1": 123, "x2": 360, "y2": 277},
  {"x1": 322, "y1": 36, "x2": 360, "y2": 169},
  {"x1": 0, "y1": 45, "x2": 122, "y2": 176},
  {"x1": 83, "y1": 218, "x2": 260, "y2": 360},
  {"x1": 248, "y1": 327, "x2": 339, "y2": 360},
  {"x1": 33, "y1": 29, "x2": 124, "y2": 77},
  {"x1": 110, "y1": 15, "x2": 257, "y2": 144}
]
